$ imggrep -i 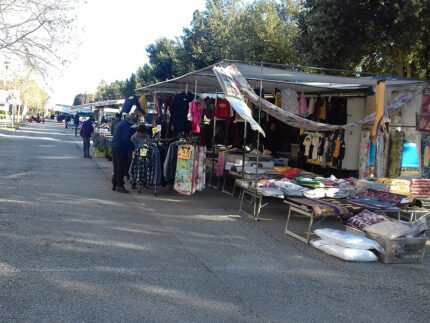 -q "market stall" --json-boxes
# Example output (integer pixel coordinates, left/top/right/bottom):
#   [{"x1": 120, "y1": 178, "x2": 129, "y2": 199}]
[{"x1": 133, "y1": 60, "x2": 429, "y2": 263}]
